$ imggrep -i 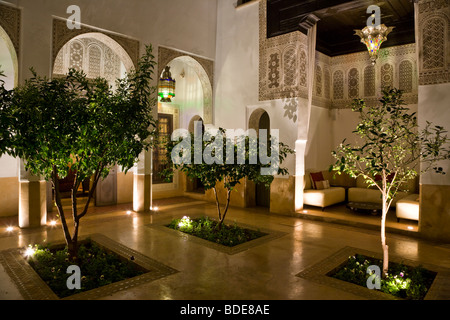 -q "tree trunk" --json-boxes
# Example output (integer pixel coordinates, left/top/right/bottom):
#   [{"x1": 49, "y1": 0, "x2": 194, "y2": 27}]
[
  {"x1": 381, "y1": 193, "x2": 389, "y2": 277},
  {"x1": 218, "y1": 189, "x2": 232, "y2": 228},
  {"x1": 52, "y1": 166, "x2": 74, "y2": 258},
  {"x1": 212, "y1": 186, "x2": 222, "y2": 222}
]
